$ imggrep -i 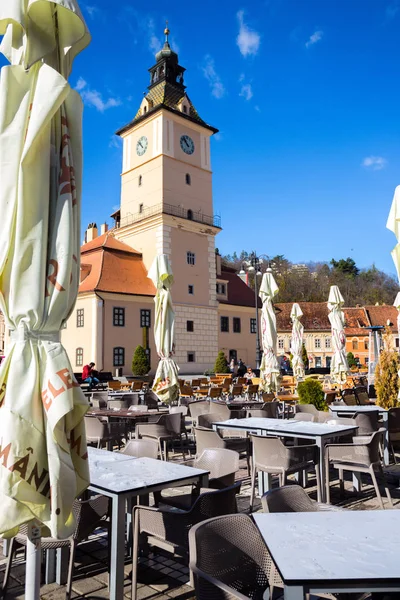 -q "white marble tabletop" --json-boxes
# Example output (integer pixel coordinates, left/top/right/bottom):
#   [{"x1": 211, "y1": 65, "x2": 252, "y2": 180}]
[
  {"x1": 329, "y1": 405, "x2": 387, "y2": 413},
  {"x1": 253, "y1": 511, "x2": 400, "y2": 583},
  {"x1": 214, "y1": 417, "x2": 358, "y2": 437},
  {"x1": 88, "y1": 446, "x2": 134, "y2": 462},
  {"x1": 88, "y1": 449, "x2": 208, "y2": 494}
]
